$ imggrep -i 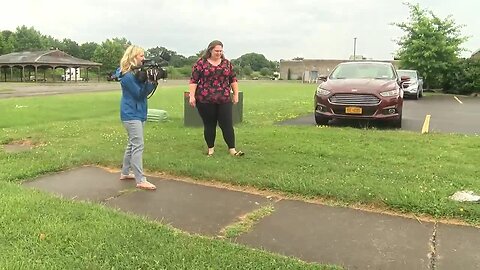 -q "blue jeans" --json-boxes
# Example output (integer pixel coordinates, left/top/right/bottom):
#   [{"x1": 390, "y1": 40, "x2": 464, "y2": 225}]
[{"x1": 121, "y1": 120, "x2": 146, "y2": 184}]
